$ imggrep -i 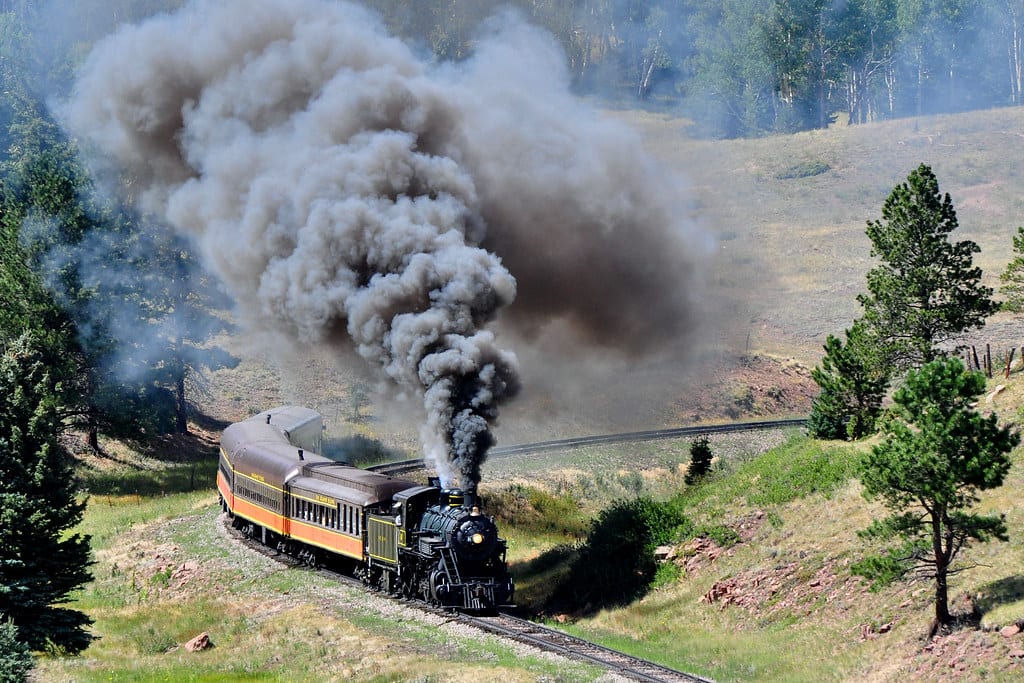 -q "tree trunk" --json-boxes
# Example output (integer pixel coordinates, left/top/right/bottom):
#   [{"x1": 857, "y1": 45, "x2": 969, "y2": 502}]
[
  {"x1": 933, "y1": 514, "x2": 952, "y2": 627},
  {"x1": 175, "y1": 369, "x2": 188, "y2": 434}
]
